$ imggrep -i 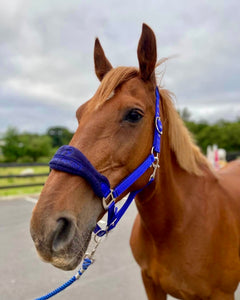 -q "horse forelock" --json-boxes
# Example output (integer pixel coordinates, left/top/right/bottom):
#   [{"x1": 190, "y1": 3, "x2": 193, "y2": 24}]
[
  {"x1": 87, "y1": 66, "x2": 139, "y2": 111},
  {"x1": 87, "y1": 60, "x2": 168, "y2": 112}
]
